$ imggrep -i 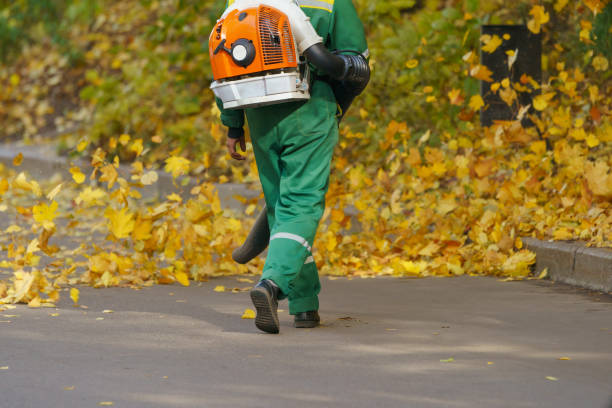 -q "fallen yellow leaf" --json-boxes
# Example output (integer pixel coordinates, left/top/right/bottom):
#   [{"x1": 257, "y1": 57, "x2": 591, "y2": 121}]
[
  {"x1": 104, "y1": 207, "x2": 135, "y2": 239},
  {"x1": 175, "y1": 271, "x2": 190, "y2": 287},
  {"x1": 469, "y1": 94, "x2": 485, "y2": 111},
  {"x1": 33, "y1": 201, "x2": 58, "y2": 230},
  {"x1": 527, "y1": 5, "x2": 550, "y2": 34},
  {"x1": 140, "y1": 171, "x2": 158, "y2": 185},
  {"x1": 537, "y1": 268, "x2": 548, "y2": 279},
  {"x1": 470, "y1": 65, "x2": 494, "y2": 82},
  {"x1": 119, "y1": 134, "x2": 131, "y2": 146},
  {"x1": 77, "y1": 140, "x2": 89, "y2": 152},
  {"x1": 405, "y1": 59, "x2": 419, "y2": 69},
  {"x1": 5, "y1": 225, "x2": 22, "y2": 233},
  {"x1": 165, "y1": 156, "x2": 191, "y2": 178},
  {"x1": 46, "y1": 183, "x2": 63, "y2": 201},
  {"x1": 70, "y1": 288, "x2": 79, "y2": 305},
  {"x1": 70, "y1": 167, "x2": 86, "y2": 184},
  {"x1": 12, "y1": 153, "x2": 23, "y2": 166},
  {"x1": 481, "y1": 34, "x2": 502, "y2": 53}
]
